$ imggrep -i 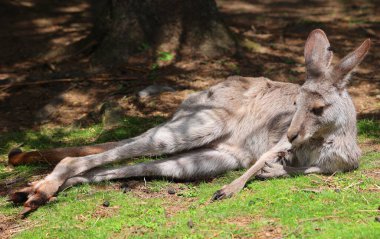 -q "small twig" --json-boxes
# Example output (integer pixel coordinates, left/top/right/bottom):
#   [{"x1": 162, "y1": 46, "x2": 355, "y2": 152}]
[
  {"x1": 283, "y1": 225, "x2": 301, "y2": 238},
  {"x1": 36, "y1": 150, "x2": 53, "y2": 166},
  {"x1": 298, "y1": 215, "x2": 340, "y2": 223},
  {"x1": 300, "y1": 188, "x2": 322, "y2": 194},
  {"x1": 60, "y1": 185, "x2": 74, "y2": 193},
  {"x1": 92, "y1": 216, "x2": 100, "y2": 227},
  {"x1": 343, "y1": 180, "x2": 364, "y2": 190},
  {"x1": 361, "y1": 195, "x2": 369, "y2": 205},
  {"x1": 125, "y1": 66, "x2": 148, "y2": 73},
  {"x1": 357, "y1": 209, "x2": 380, "y2": 212},
  {"x1": 325, "y1": 171, "x2": 337, "y2": 182}
]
